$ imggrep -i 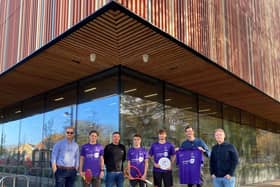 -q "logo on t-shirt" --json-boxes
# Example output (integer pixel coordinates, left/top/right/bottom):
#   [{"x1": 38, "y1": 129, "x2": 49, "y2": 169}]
[
  {"x1": 138, "y1": 156, "x2": 144, "y2": 162},
  {"x1": 94, "y1": 152, "x2": 99, "y2": 158},
  {"x1": 190, "y1": 153, "x2": 195, "y2": 164}
]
